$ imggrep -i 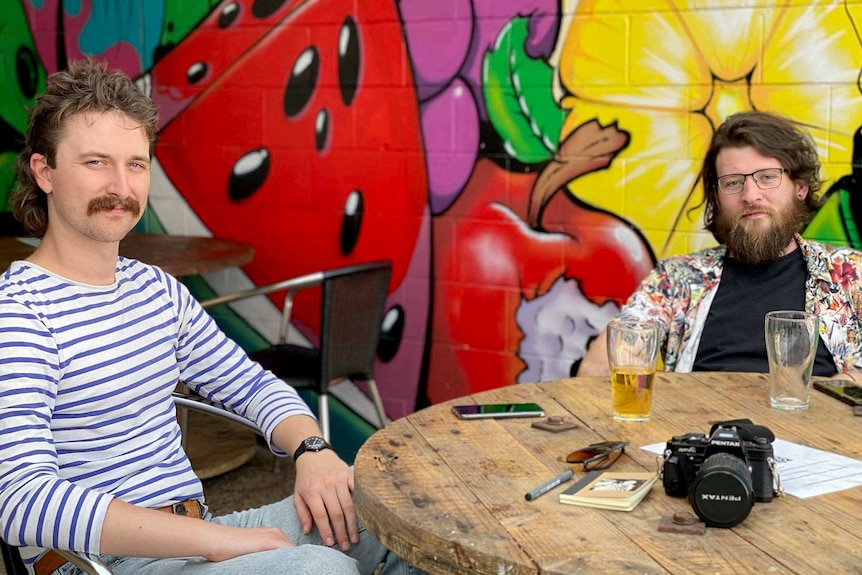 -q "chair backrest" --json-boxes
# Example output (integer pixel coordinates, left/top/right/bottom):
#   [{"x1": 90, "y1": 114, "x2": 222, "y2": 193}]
[{"x1": 318, "y1": 260, "x2": 391, "y2": 388}]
